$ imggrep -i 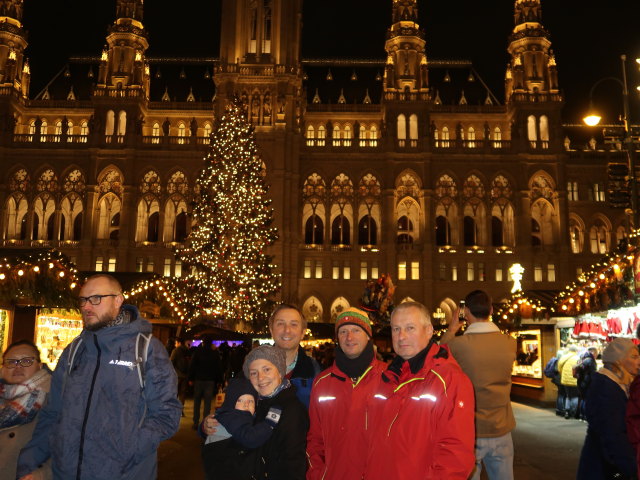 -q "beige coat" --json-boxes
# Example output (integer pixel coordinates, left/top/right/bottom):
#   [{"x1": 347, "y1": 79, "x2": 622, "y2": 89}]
[
  {"x1": 0, "y1": 376, "x2": 52, "y2": 480},
  {"x1": 446, "y1": 326, "x2": 517, "y2": 438}
]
